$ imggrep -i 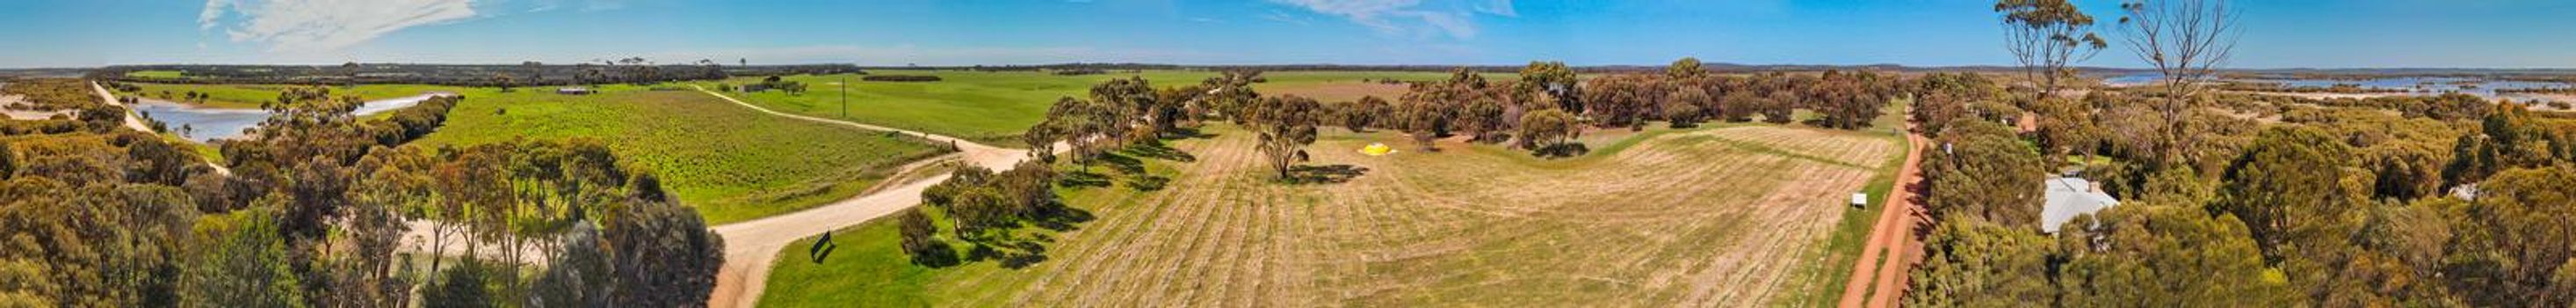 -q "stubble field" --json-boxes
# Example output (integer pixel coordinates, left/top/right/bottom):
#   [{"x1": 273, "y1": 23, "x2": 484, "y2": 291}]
[{"x1": 761, "y1": 122, "x2": 1903, "y2": 307}]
